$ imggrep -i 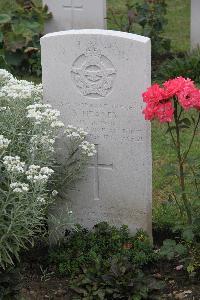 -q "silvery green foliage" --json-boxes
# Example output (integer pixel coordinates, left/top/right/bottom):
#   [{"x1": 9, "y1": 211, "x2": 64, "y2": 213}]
[{"x1": 0, "y1": 69, "x2": 96, "y2": 269}]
